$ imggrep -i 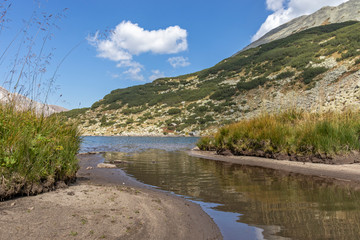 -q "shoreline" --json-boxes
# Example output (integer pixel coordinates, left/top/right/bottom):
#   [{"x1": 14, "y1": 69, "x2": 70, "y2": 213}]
[
  {"x1": 189, "y1": 149, "x2": 360, "y2": 185},
  {"x1": 0, "y1": 153, "x2": 222, "y2": 240},
  {"x1": 81, "y1": 134, "x2": 200, "y2": 137}
]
